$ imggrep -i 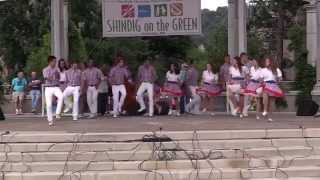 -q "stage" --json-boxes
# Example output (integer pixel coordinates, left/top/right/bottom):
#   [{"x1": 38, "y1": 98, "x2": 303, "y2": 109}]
[
  {"x1": 1, "y1": 113, "x2": 319, "y2": 132},
  {"x1": 0, "y1": 113, "x2": 320, "y2": 179}
]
